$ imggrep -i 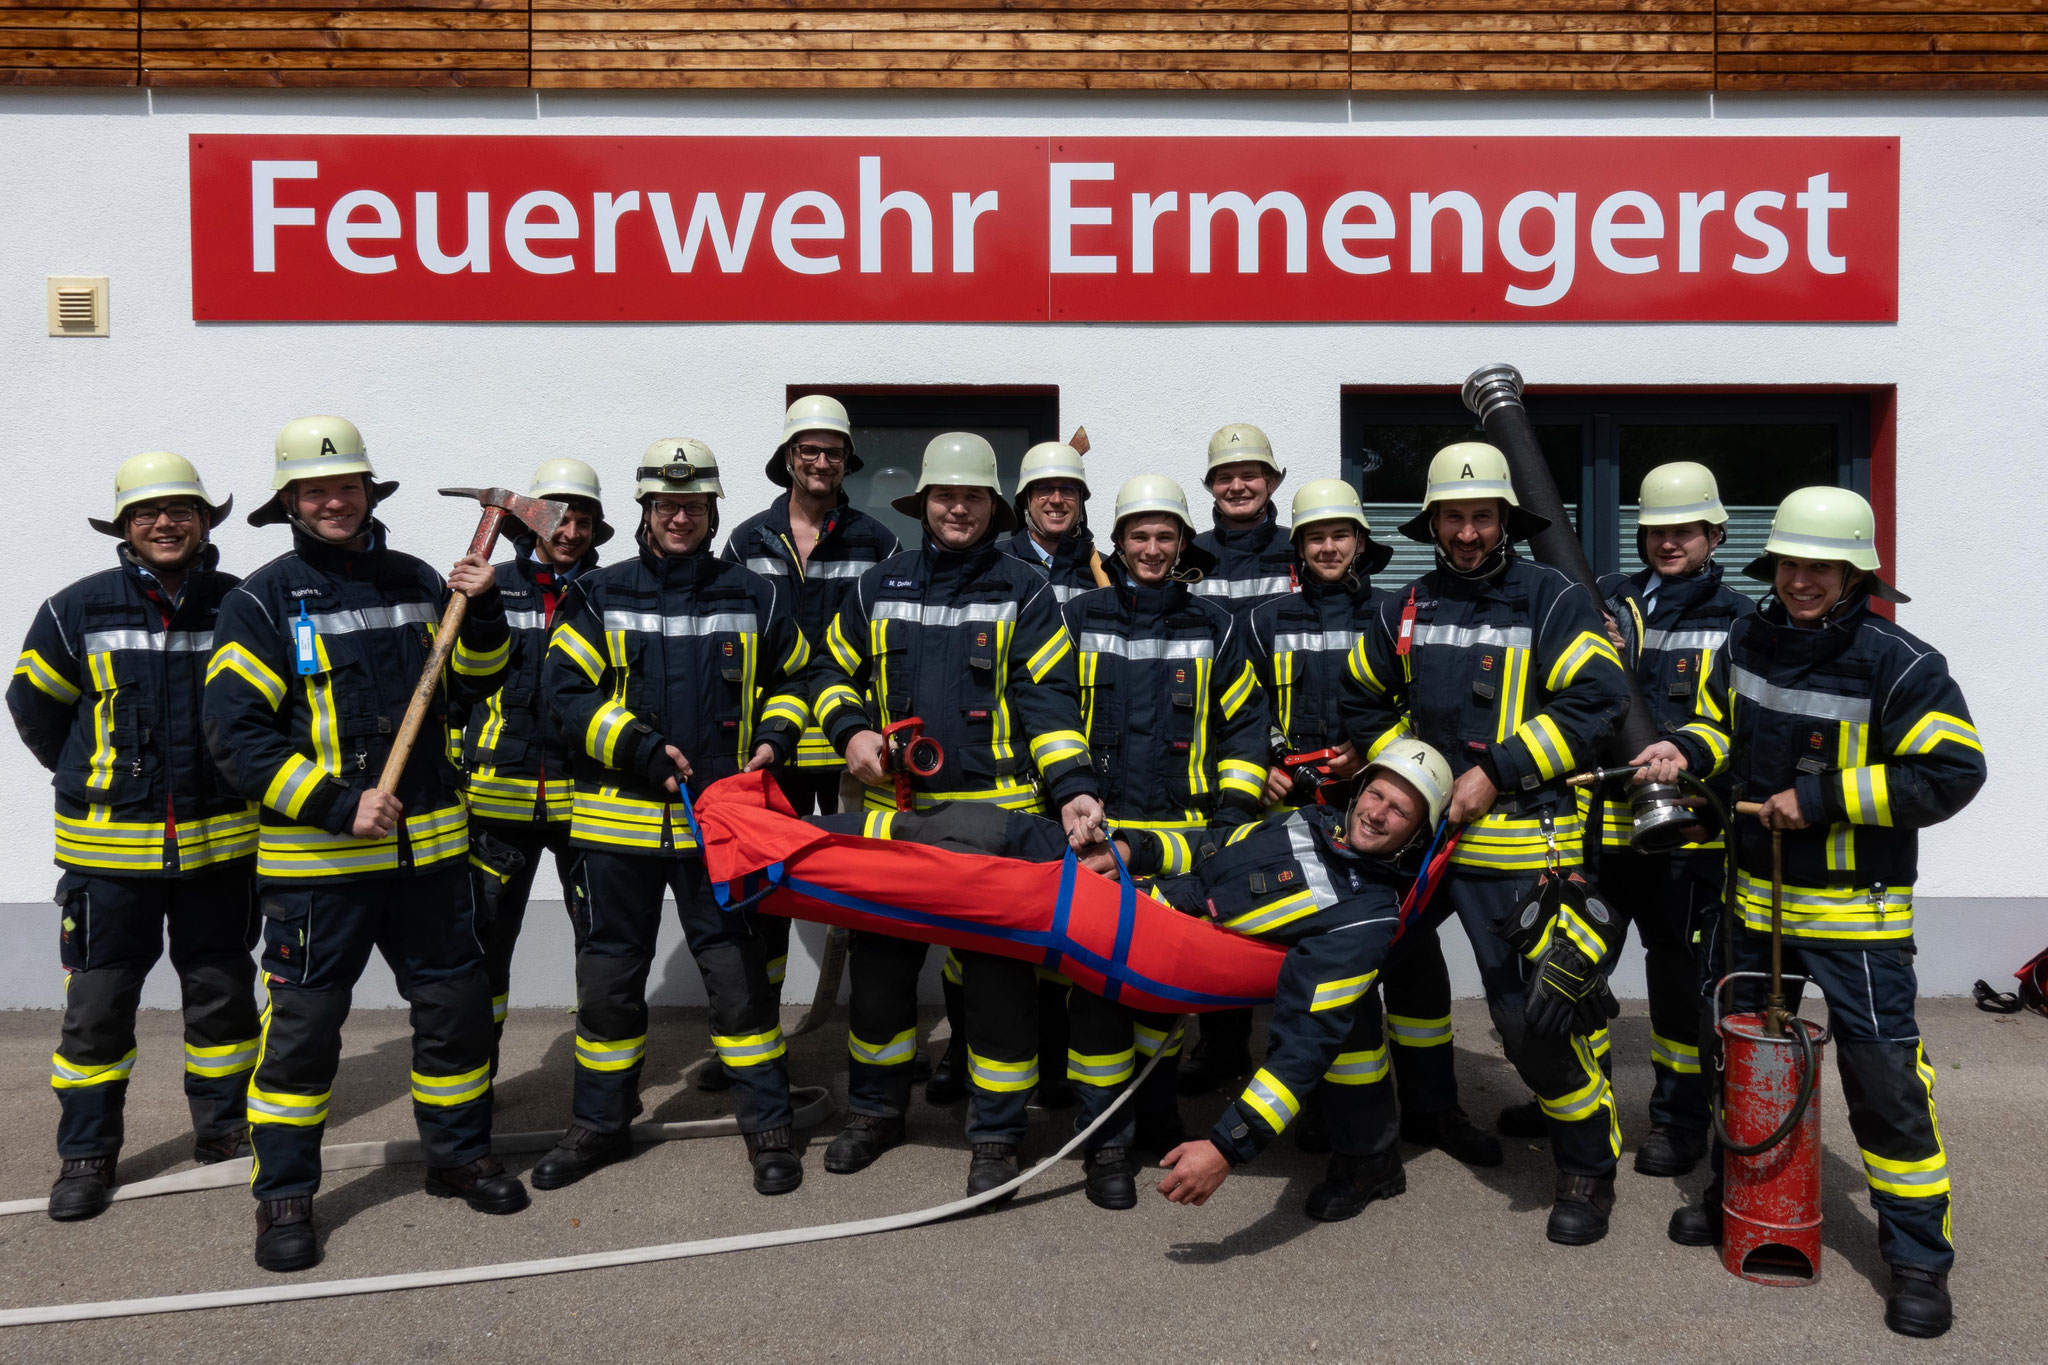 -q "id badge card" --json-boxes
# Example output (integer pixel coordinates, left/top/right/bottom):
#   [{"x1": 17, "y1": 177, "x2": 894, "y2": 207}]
[{"x1": 293, "y1": 602, "x2": 319, "y2": 676}]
